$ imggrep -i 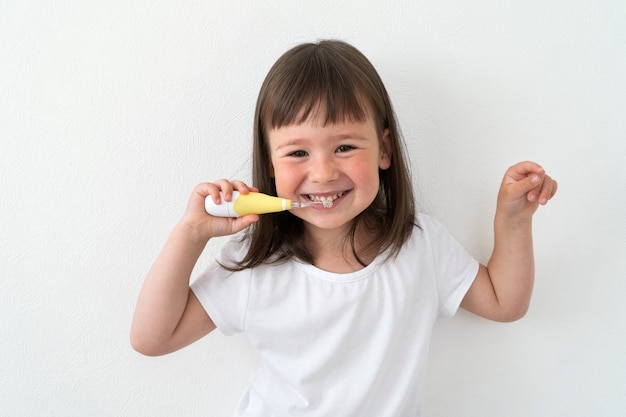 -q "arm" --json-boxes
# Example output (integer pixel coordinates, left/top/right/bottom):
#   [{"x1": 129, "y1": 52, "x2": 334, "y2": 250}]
[
  {"x1": 130, "y1": 181, "x2": 259, "y2": 356},
  {"x1": 461, "y1": 161, "x2": 557, "y2": 322}
]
